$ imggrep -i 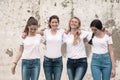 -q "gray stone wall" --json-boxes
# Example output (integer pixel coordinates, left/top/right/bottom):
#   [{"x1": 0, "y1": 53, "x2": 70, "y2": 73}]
[{"x1": 0, "y1": 0, "x2": 120, "y2": 80}]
